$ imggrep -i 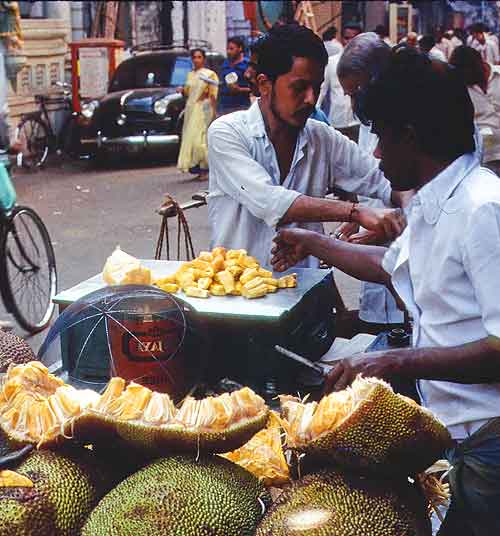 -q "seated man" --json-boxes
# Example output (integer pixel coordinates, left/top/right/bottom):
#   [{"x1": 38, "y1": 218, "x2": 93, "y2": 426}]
[
  {"x1": 207, "y1": 24, "x2": 405, "y2": 268},
  {"x1": 271, "y1": 50, "x2": 500, "y2": 535}
]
